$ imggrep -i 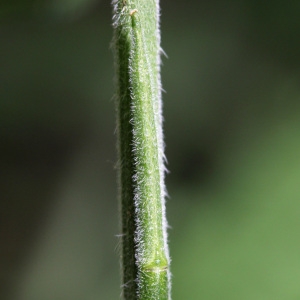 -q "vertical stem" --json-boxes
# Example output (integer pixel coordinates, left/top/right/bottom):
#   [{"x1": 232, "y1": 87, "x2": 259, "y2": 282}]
[{"x1": 112, "y1": 0, "x2": 170, "y2": 299}]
